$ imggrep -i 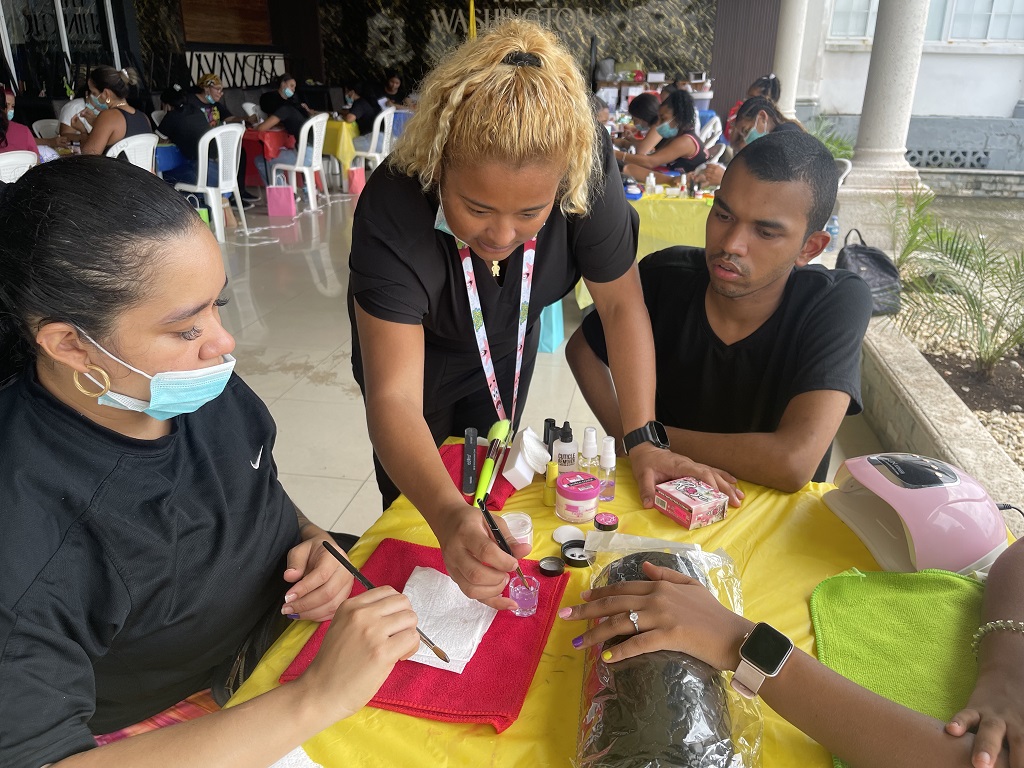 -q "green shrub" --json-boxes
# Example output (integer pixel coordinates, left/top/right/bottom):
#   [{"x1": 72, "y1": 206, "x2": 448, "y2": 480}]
[{"x1": 806, "y1": 116, "x2": 855, "y2": 160}]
